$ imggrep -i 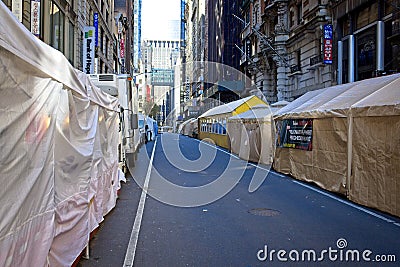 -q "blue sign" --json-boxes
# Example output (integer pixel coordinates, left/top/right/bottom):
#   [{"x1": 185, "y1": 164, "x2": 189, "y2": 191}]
[
  {"x1": 324, "y1": 24, "x2": 333, "y2": 39},
  {"x1": 94, "y1": 13, "x2": 98, "y2": 47},
  {"x1": 323, "y1": 24, "x2": 333, "y2": 64}
]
